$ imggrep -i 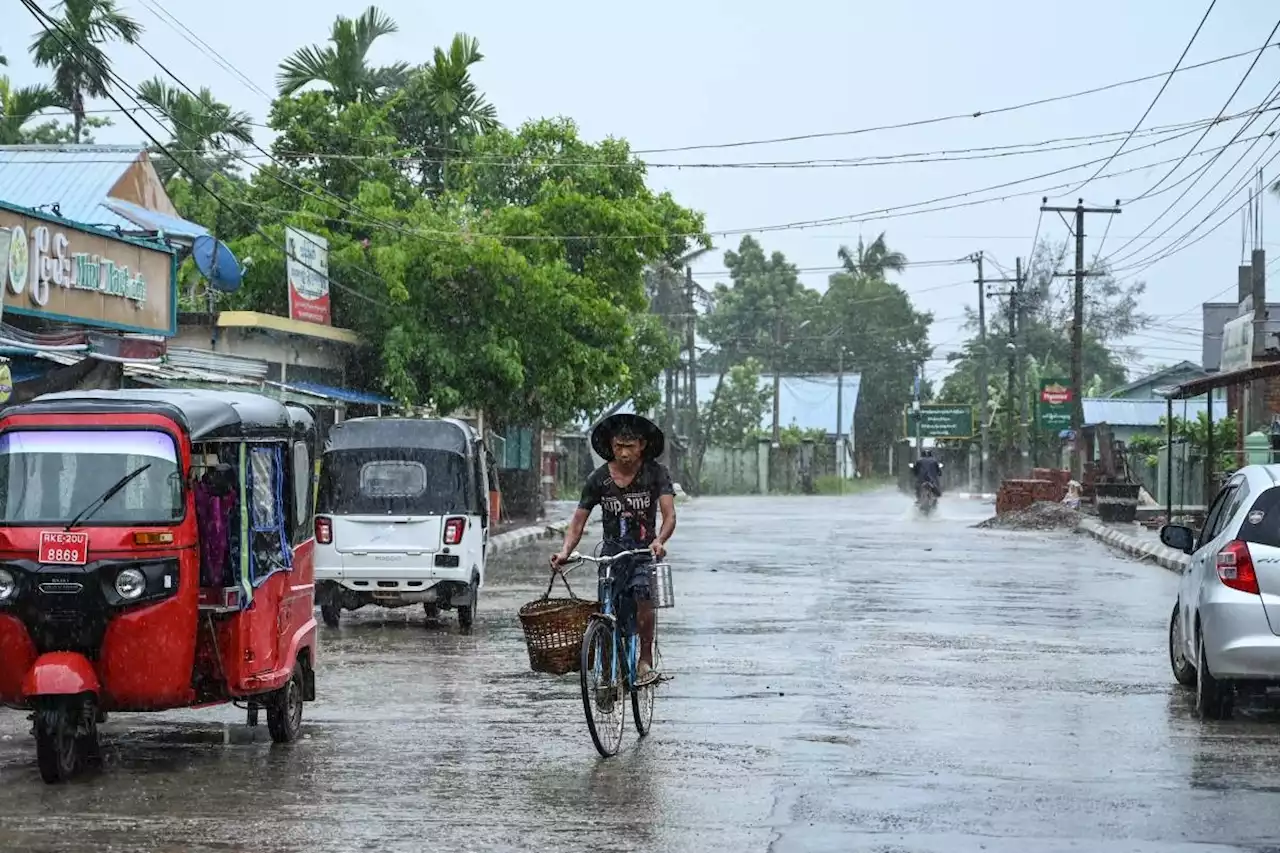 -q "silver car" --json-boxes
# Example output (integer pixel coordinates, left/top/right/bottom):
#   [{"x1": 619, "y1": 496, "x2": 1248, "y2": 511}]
[{"x1": 1161, "y1": 465, "x2": 1280, "y2": 720}]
